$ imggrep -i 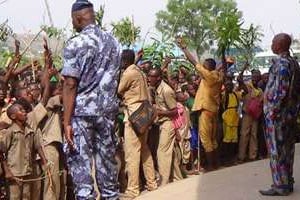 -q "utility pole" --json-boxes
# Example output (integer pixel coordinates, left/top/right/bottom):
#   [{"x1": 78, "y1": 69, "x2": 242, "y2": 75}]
[{"x1": 43, "y1": 0, "x2": 54, "y2": 27}]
